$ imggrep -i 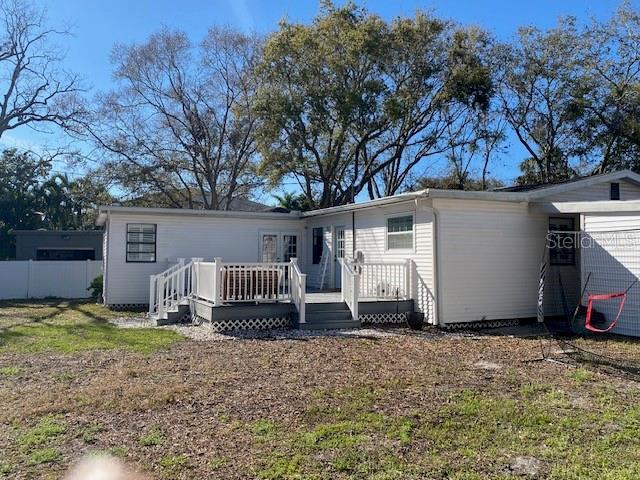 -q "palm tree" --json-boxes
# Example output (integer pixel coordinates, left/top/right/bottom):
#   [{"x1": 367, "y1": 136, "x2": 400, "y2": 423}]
[{"x1": 273, "y1": 192, "x2": 313, "y2": 212}]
